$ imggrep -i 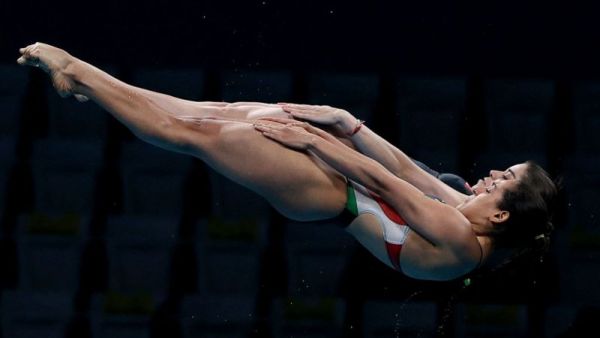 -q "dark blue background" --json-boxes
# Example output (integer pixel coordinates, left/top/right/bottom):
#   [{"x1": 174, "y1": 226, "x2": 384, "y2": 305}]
[{"x1": 1, "y1": 1, "x2": 599, "y2": 338}]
